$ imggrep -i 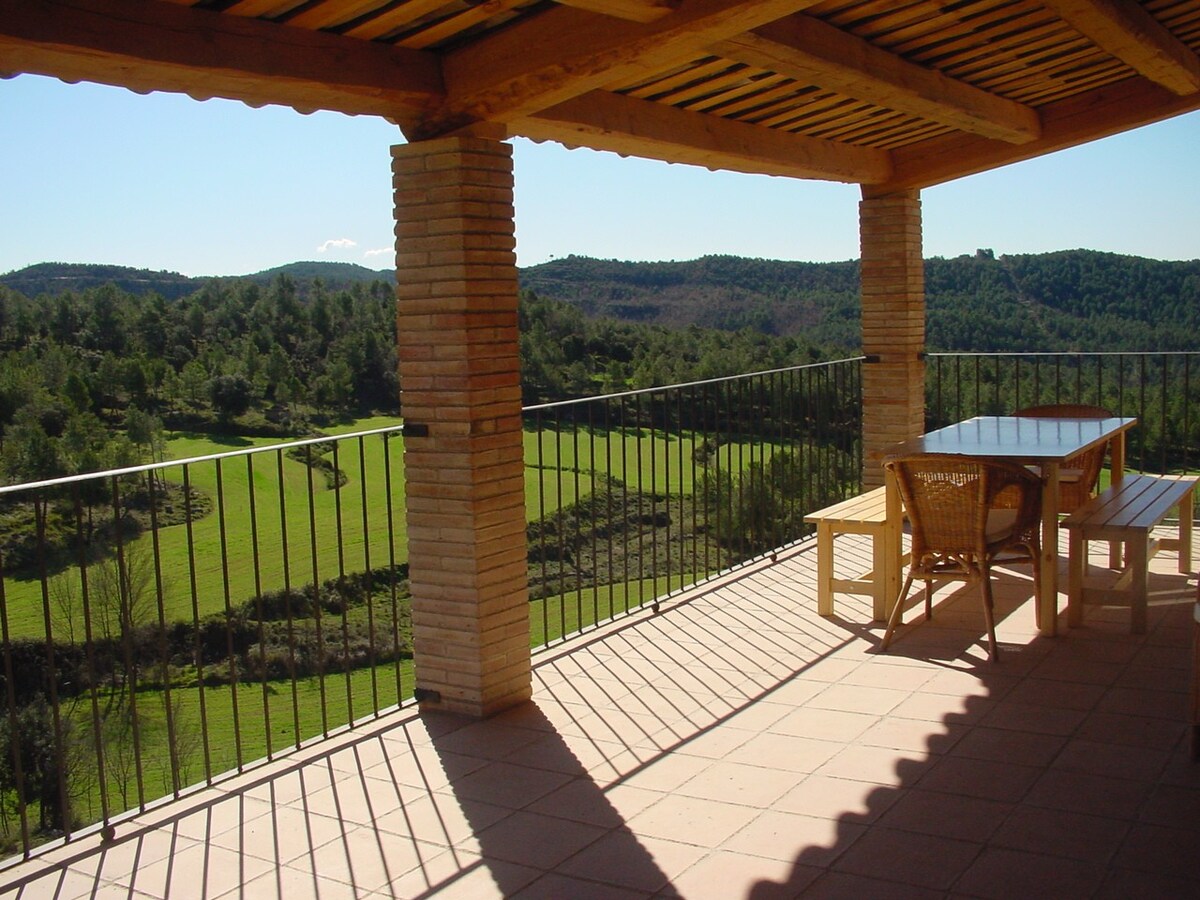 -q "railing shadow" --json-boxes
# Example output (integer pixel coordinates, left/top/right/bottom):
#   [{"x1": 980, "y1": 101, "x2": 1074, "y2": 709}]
[{"x1": 421, "y1": 703, "x2": 677, "y2": 897}]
